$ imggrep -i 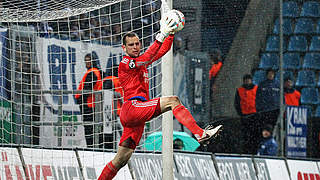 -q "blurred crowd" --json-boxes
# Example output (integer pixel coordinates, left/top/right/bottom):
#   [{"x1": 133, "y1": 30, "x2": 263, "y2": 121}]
[{"x1": 36, "y1": 0, "x2": 160, "y2": 46}]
